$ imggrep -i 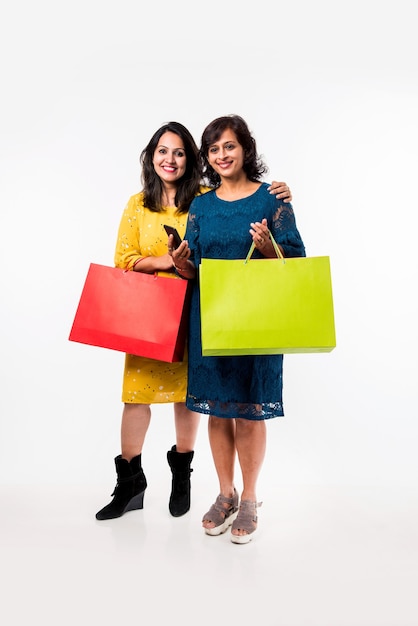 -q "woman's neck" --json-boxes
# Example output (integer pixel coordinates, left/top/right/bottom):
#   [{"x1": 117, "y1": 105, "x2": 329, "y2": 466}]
[
  {"x1": 216, "y1": 179, "x2": 261, "y2": 201},
  {"x1": 161, "y1": 184, "x2": 177, "y2": 207}
]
